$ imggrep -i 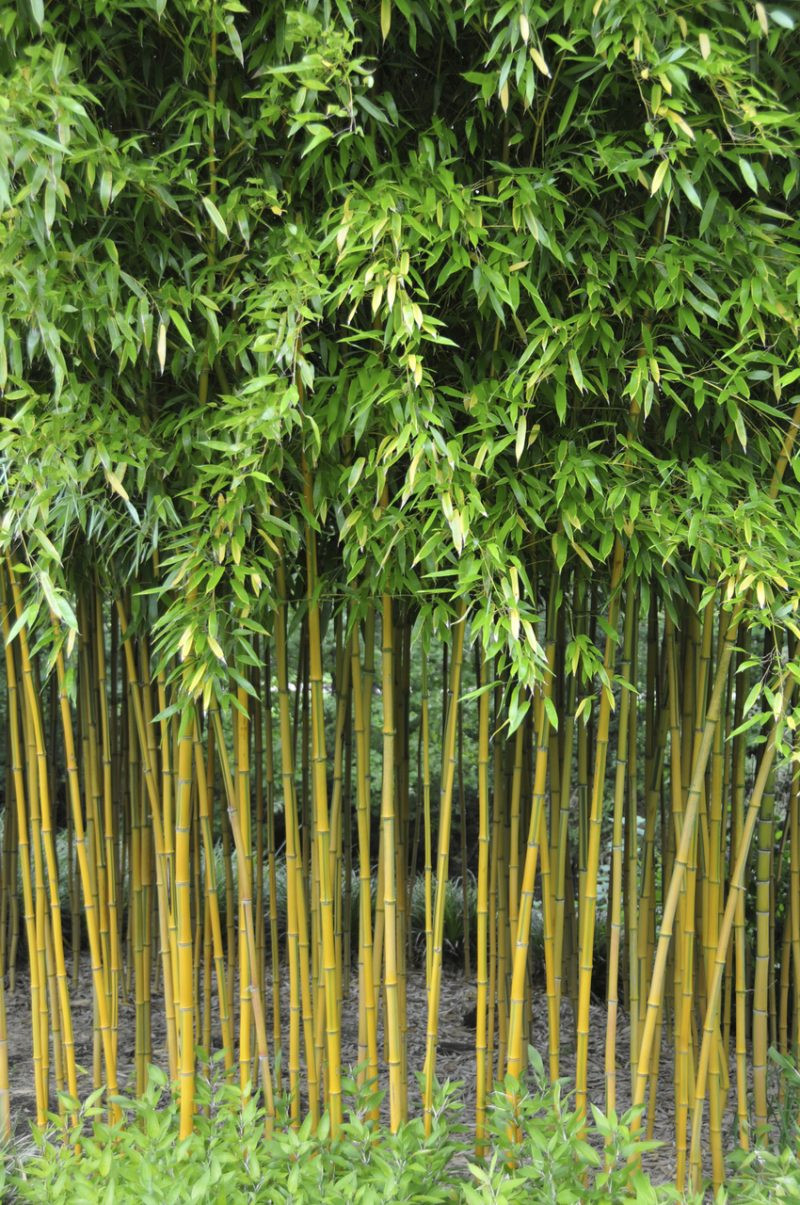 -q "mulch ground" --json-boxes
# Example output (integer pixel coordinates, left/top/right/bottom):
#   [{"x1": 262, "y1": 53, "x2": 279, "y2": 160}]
[{"x1": 4, "y1": 957, "x2": 769, "y2": 1190}]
